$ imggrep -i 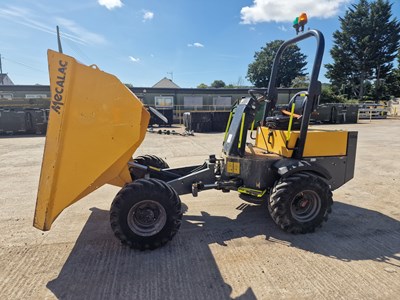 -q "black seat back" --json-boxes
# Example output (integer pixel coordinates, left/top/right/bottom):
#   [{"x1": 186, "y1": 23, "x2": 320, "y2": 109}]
[
  {"x1": 286, "y1": 92, "x2": 308, "y2": 115},
  {"x1": 265, "y1": 92, "x2": 308, "y2": 130}
]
